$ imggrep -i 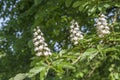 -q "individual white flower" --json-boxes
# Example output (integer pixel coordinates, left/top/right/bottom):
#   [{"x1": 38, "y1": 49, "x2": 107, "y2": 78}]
[
  {"x1": 36, "y1": 26, "x2": 40, "y2": 29},
  {"x1": 97, "y1": 25, "x2": 104, "y2": 30},
  {"x1": 96, "y1": 22, "x2": 101, "y2": 25},
  {"x1": 37, "y1": 29, "x2": 41, "y2": 33},
  {"x1": 41, "y1": 32, "x2": 44, "y2": 36},
  {"x1": 36, "y1": 52, "x2": 42, "y2": 56},
  {"x1": 33, "y1": 38, "x2": 37, "y2": 42},
  {"x1": 38, "y1": 45, "x2": 44, "y2": 51},
  {"x1": 70, "y1": 25, "x2": 74, "y2": 29},
  {"x1": 73, "y1": 37, "x2": 78, "y2": 41},
  {"x1": 33, "y1": 32, "x2": 38, "y2": 36},
  {"x1": 74, "y1": 27, "x2": 79, "y2": 31},
  {"x1": 74, "y1": 41, "x2": 78, "y2": 45},
  {"x1": 34, "y1": 41, "x2": 39, "y2": 46},
  {"x1": 102, "y1": 22, "x2": 108, "y2": 25},
  {"x1": 72, "y1": 30, "x2": 77, "y2": 34},
  {"x1": 34, "y1": 47, "x2": 39, "y2": 51},
  {"x1": 44, "y1": 51, "x2": 49, "y2": 56},
  {"x1": 70, "y1": 34, "x2": 74, "y2": 38},
  {"x1": 48, "y1": 51, "x2": 52, "y2": 55},
  {"x1": 41, "y1": 37, "x2": 45, "y2": 41},
  {"x1": 44, "y1": 43, "x2": 48, "y2": 47},
  {"x1": 70, "y1": 29, "x2": 74, "y2": 33},
  {"x1": 44, "y1": 47, "x2": 50, "y2": 51},
  {"x1": 74, "y1": 22, "x2": 79, "y2": 27},
  {"x1": 36, "y1": 35, "x2": 41, "y2": 39},
  {"x1": 78, "y1": 35, "x2": 84, "y2": 39},
  {"x1": 101, "y1": 30, "x2": 110, "y2": 34},
  {"x1": 76, "y1": 32, "x2": 82, "y2": 36},
  {"x1": 104, "y1": 26, "x2": 110, "y2": 30},
  {"x1": 101, "y1": 14, "x2": 106, "y2": 17},
  {"x1": 99, "y1": 18, "x2": 106, "y2": 22},
  {"x1": 39, "y1": 39, "x2": 44, "y2": 43},
  {"x1": 33, "y1": 28, "x2": 37, "y2": 32}
]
